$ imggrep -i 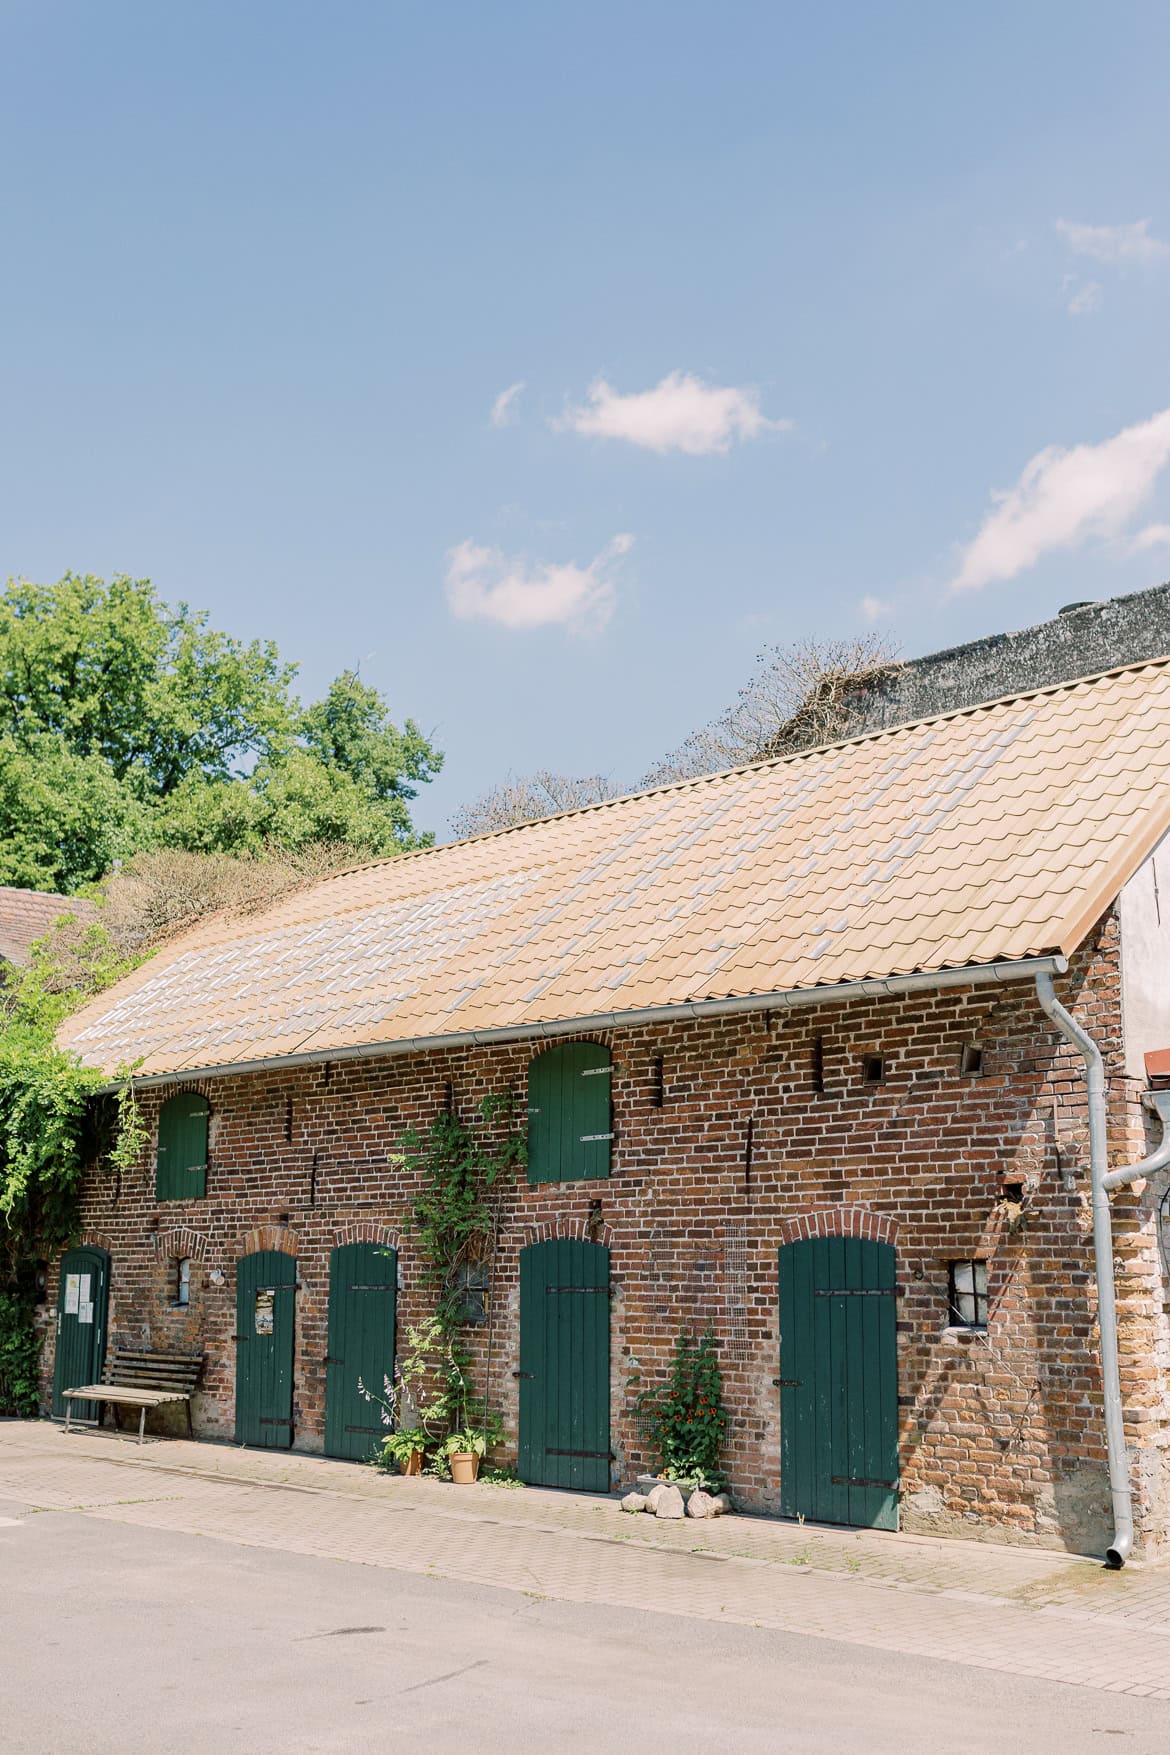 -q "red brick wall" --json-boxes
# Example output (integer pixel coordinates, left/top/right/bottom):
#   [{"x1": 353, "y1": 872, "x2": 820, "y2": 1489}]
[{"x1": 39, "y1": 910, "x2": 1170, "y2": 1557}]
